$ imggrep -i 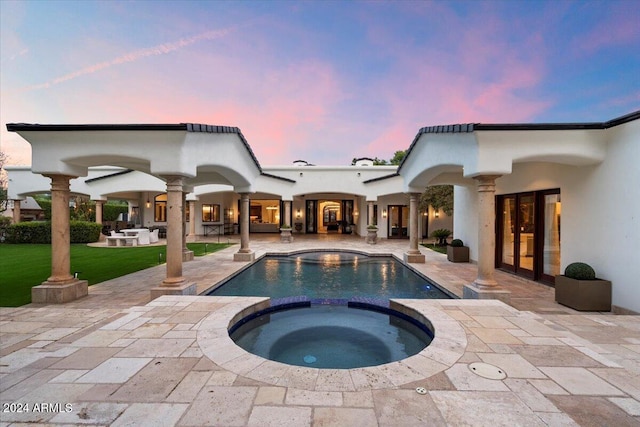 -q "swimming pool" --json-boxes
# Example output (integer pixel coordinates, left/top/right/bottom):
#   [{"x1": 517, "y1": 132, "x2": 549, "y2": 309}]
[{"x1": 207, "y1": 251, "x2": 452, "y2": 299}]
